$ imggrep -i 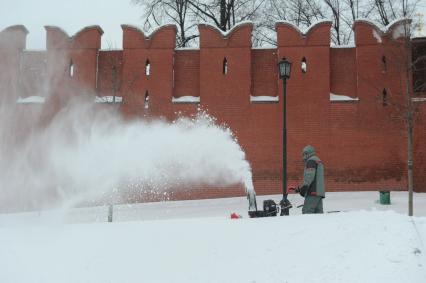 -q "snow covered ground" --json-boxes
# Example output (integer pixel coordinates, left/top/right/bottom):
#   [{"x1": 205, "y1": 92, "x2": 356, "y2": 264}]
[{"x1": 1, "y1": 191, "x2": 425, "y2": 283}]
